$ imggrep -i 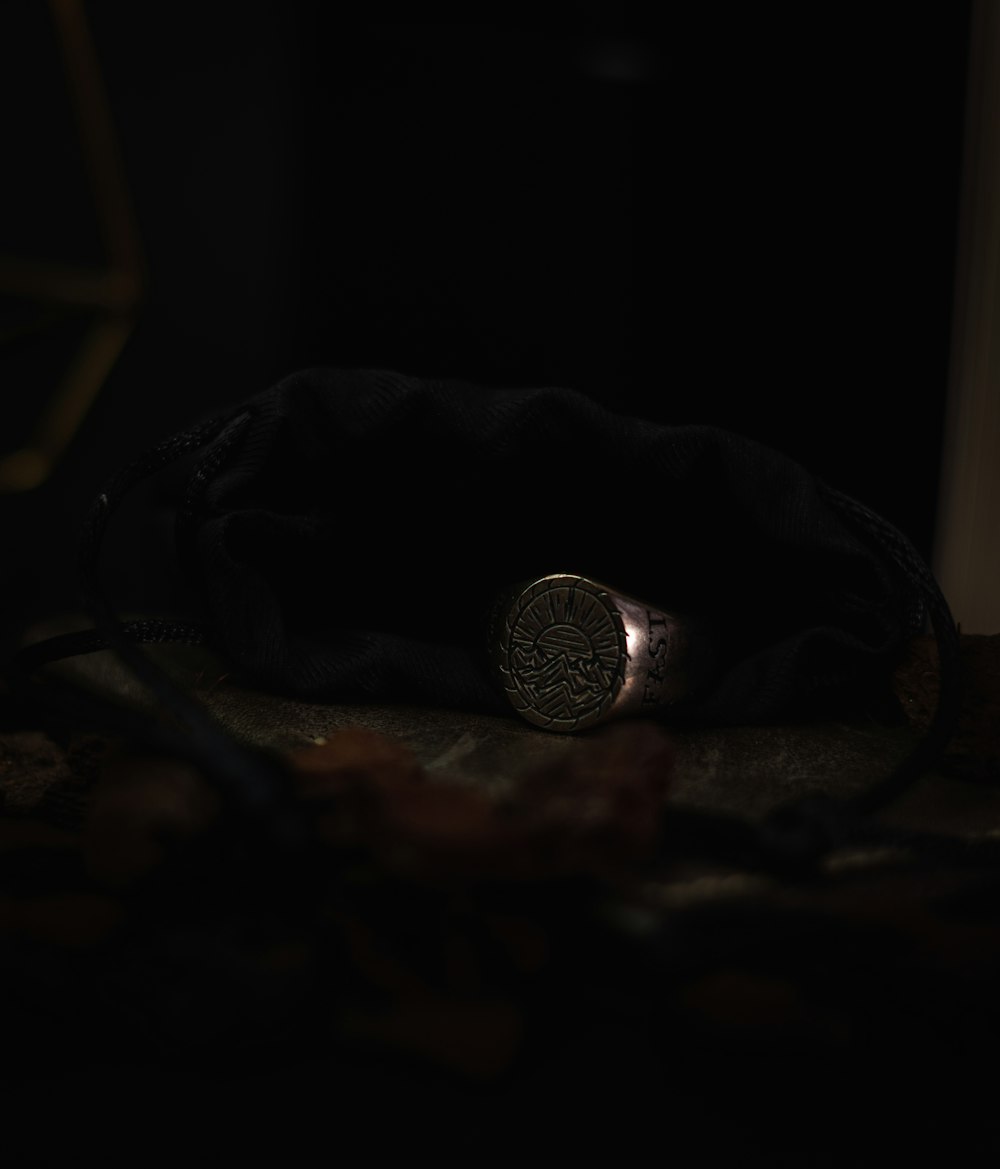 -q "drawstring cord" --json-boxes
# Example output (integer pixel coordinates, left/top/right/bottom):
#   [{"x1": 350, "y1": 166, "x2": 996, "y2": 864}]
[
  {"x1": 746, "y1": 481, "x2": 965, "y2": 871},
  {"x1": 12, "y1": 618, "x2": 211, "y2": 679},
  {"x1": 816, "y1": 483, "x2": 963, "y2": 816},
  {"x1": 10, "y1": 408, "x2": 305, "y2": 847}
]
